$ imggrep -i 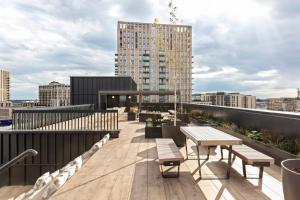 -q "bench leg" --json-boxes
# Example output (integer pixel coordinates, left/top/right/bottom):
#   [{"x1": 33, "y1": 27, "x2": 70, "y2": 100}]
[
  {"x1": 196, "y1": 145, "x2": 202, "y2": 178},
  {"x1": 206, "y1": 146, "x2": 210, "y2": 160},
  {"x1": 160, "y1": 161, "x2": 181, "y2": 178},
  {"x1": 242, "y1": 163, "x2": 265, "y2": 179},
  {"x1": 242, "y1": 161, "x2": 247, "y2": 178},
  {"x1": 226, "y1": 145, "x2": 233, "y2": 179},
  {"x1": 220, "y1": 146, "x2": 224, "y2": 160},
  {"x1": 259, "y1": 166, "x2": 264, "y2": 179},
  {"x1": 185, "y1": 137, "x2": 189, "y2": 160}
]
